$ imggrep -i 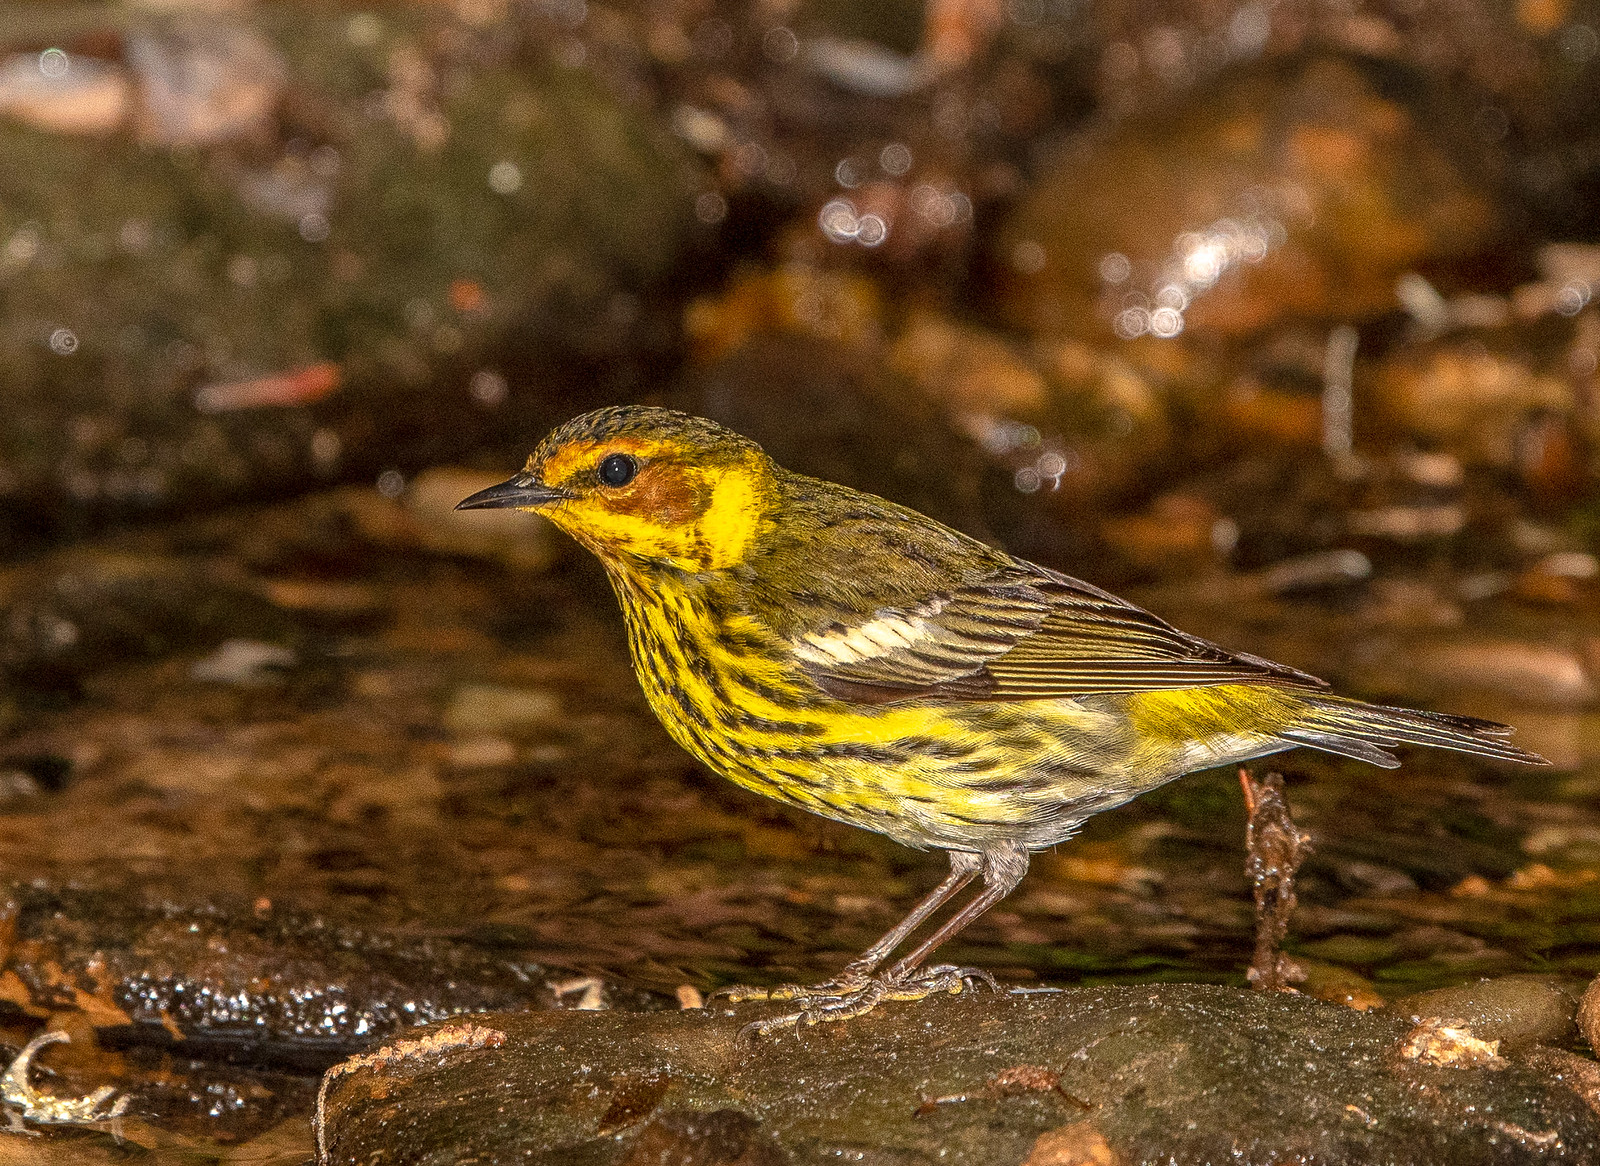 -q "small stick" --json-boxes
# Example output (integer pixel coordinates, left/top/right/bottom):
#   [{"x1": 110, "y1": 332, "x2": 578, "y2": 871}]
[{"x1": 1239, "y1": 767, "x2": 1311, "y2": 992}]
